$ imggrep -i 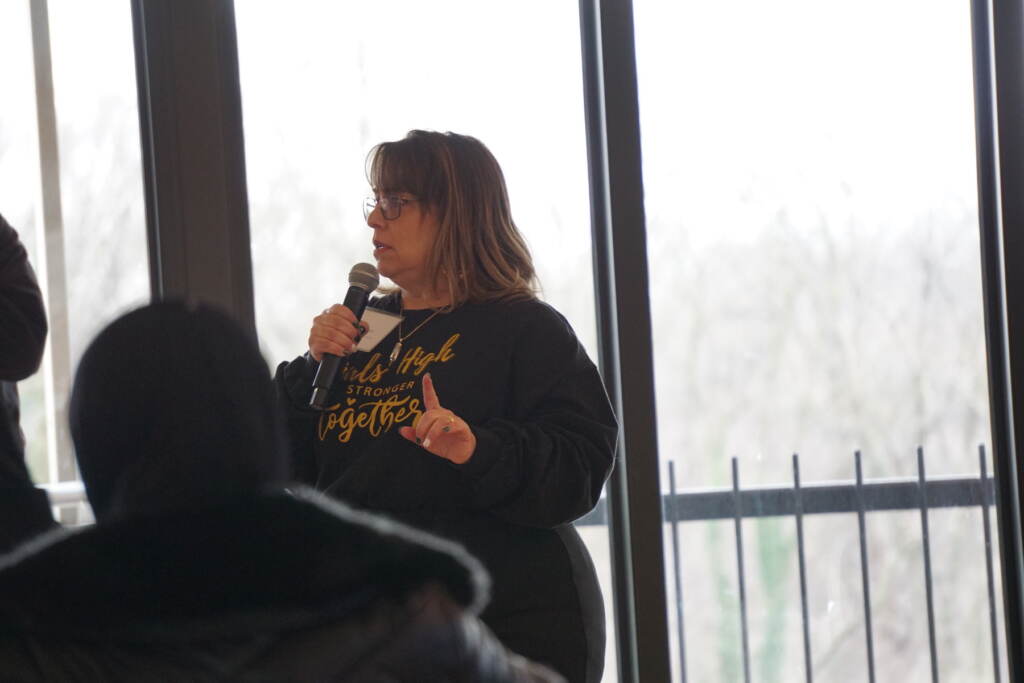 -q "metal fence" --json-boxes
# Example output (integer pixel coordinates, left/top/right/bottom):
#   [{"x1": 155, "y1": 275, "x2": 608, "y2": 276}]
[{"x1": 576, "y1": 447, "x2": 1002, "y2": 682}]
